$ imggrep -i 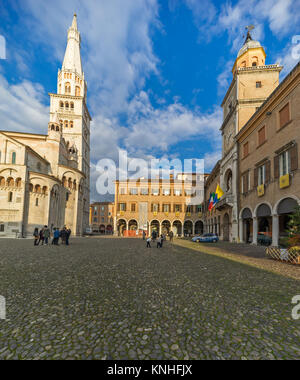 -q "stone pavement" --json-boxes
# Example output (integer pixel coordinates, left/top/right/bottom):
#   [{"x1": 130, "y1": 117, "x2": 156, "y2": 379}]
[{"x1": 0, "y1": 237, "x2": 299, "y2": 360}]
